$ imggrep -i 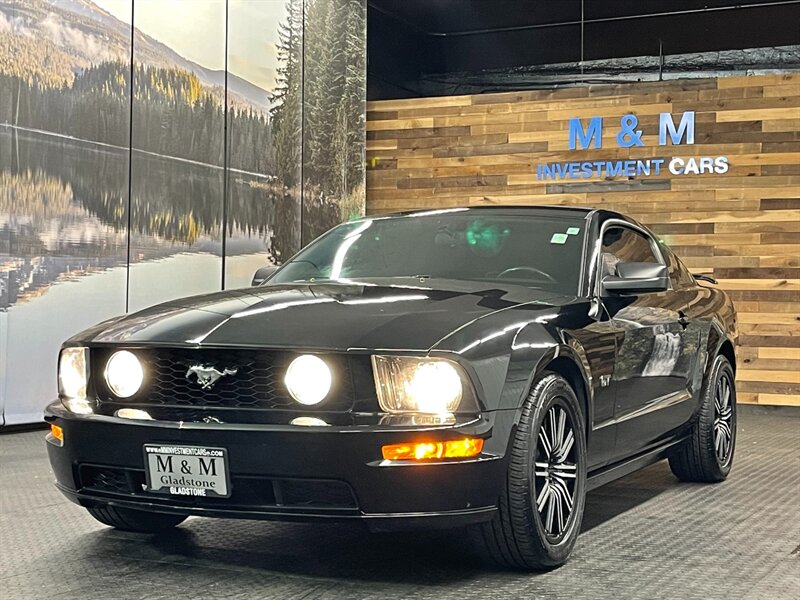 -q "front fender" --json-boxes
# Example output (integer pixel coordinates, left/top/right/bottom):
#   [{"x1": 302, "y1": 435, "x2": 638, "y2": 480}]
[{"x1": 435, "y1": 309, "x2": 597, "y2": 469}]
